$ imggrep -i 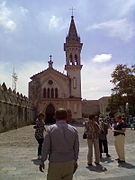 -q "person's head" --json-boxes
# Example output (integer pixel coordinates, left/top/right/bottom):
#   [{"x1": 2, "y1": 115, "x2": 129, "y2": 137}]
[
  {"x1": 116, "y1": 115, "x2": 123, "y2": 123},
  {"x1": 55, "y1": 108, "x2": 67, "y2": 121},
  {"x1": 89, "y1": 115, "x2": 95, "y2": 121},
  {"x1": 38, "y1": 113, "x2": 45, "y2": 120}
]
